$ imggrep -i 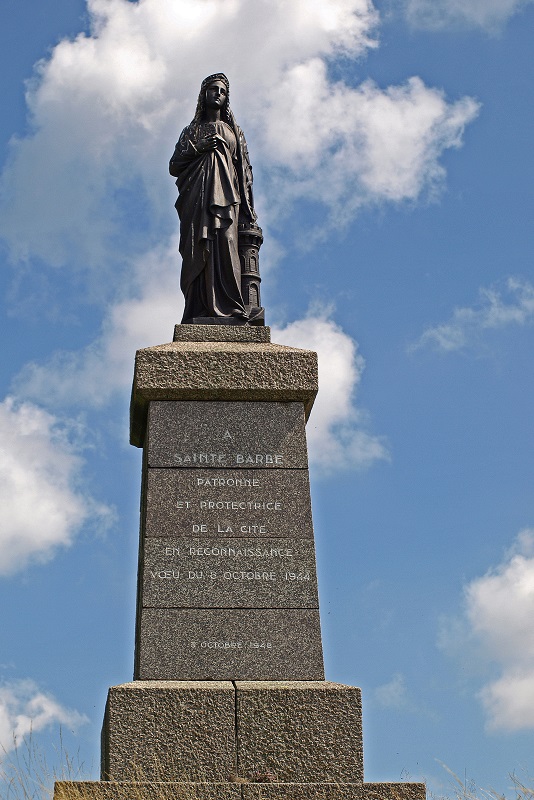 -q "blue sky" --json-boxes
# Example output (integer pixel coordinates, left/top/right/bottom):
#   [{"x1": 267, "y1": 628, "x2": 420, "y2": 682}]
[{"x1": 0, "y1": 0, "x2": 533, "y2": 795}]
